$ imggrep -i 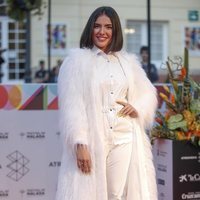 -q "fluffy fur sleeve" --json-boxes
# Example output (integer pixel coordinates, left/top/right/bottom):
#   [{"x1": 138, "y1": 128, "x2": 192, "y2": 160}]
[
  {"x1": 58, "y1": 49, "x2": 89, "y2": 148},
  {"x1": 128, "y1": 54, "x2": 158, "y2": 129}
]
